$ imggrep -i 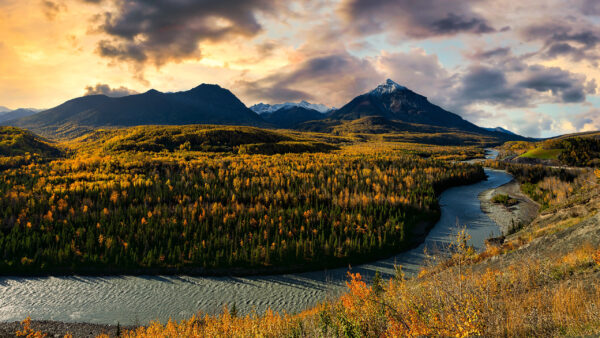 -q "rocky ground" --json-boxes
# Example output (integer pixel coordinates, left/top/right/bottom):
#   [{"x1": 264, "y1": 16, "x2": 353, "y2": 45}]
[
  {"x1": 0, "y1": 320, "x2": 131, "y2": 338},
  {"x1": 477, "y1": 181, "x2": 600, "y2": 271},
  {"x1": 479, "y1": 179, "x2": 540, "y2": 234}
]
